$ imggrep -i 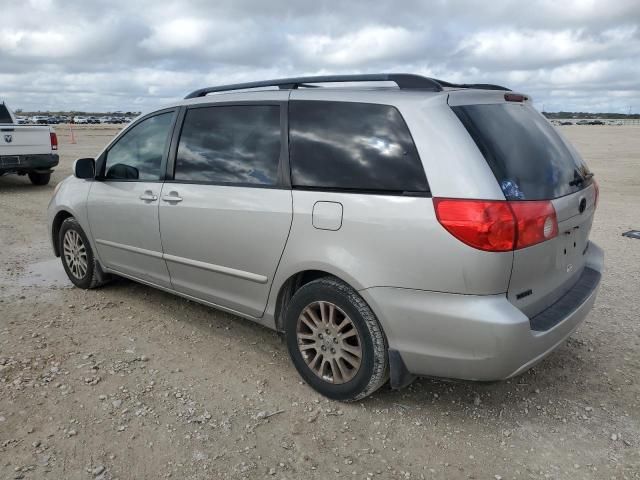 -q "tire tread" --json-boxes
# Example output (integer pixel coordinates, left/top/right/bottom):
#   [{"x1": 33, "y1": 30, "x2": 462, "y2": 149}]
[
  {"x1": 287, "y1": 276, "x2": 389, "y2": 401},
  {"x1": 59, "y1": 217, "x2": 109, "y2": 289}
]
